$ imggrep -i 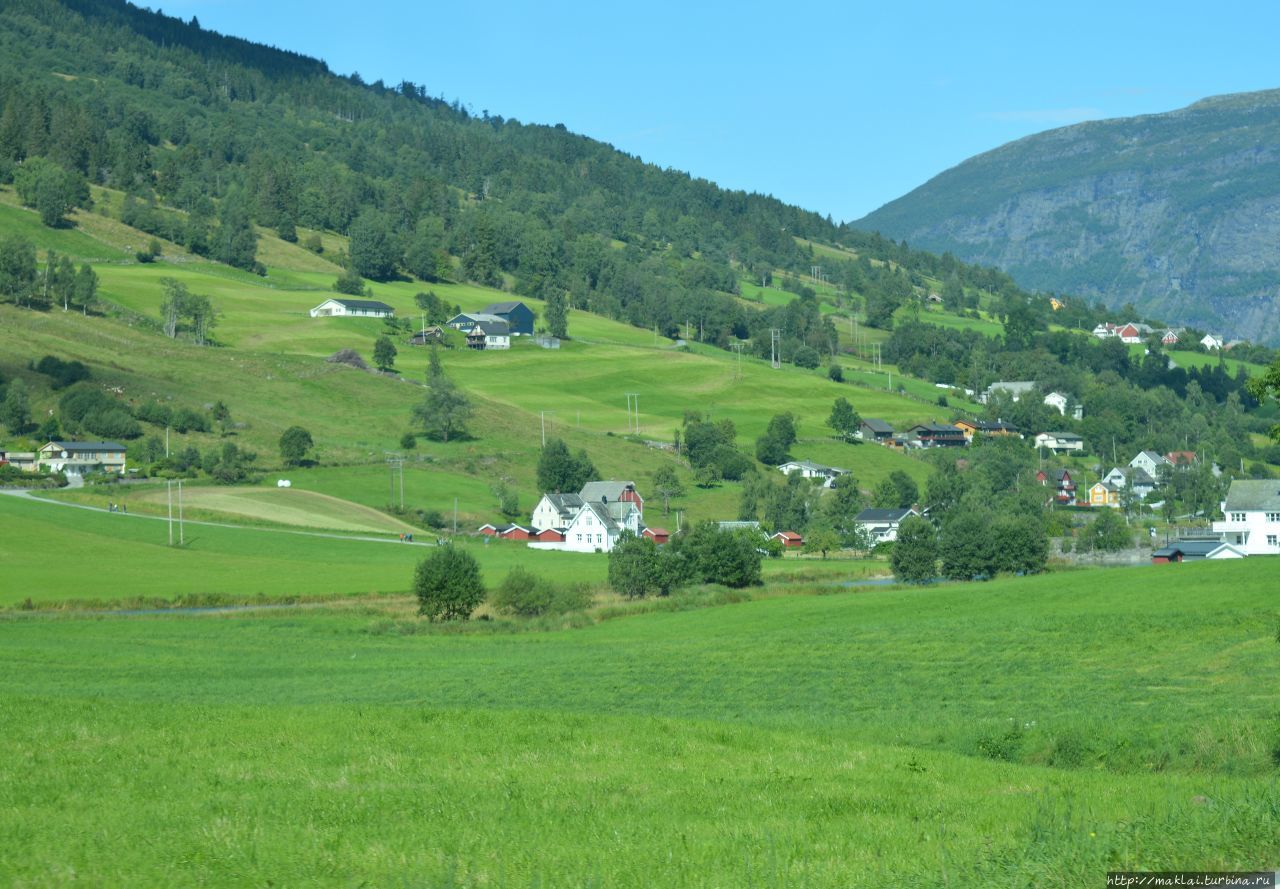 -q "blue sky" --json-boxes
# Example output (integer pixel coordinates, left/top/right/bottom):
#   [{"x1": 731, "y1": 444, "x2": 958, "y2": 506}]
[{"x1": 162, "y1": 1, "x2": 1280, "y2": 221}]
